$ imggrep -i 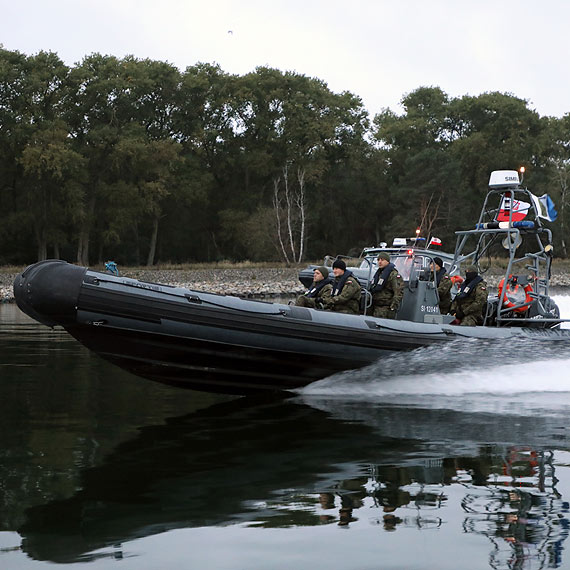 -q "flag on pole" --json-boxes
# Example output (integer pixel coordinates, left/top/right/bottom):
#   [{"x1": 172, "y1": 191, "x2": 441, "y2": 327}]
[
  {"x1": 428, "y1": 237, "x2": 442, "y2": 247},
  {"x1": 530, "y1": 193, "x2": 558, "y2": 222},
  {"x1": 496, "y1": 196, "x2": 530, "y2": 222}
]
